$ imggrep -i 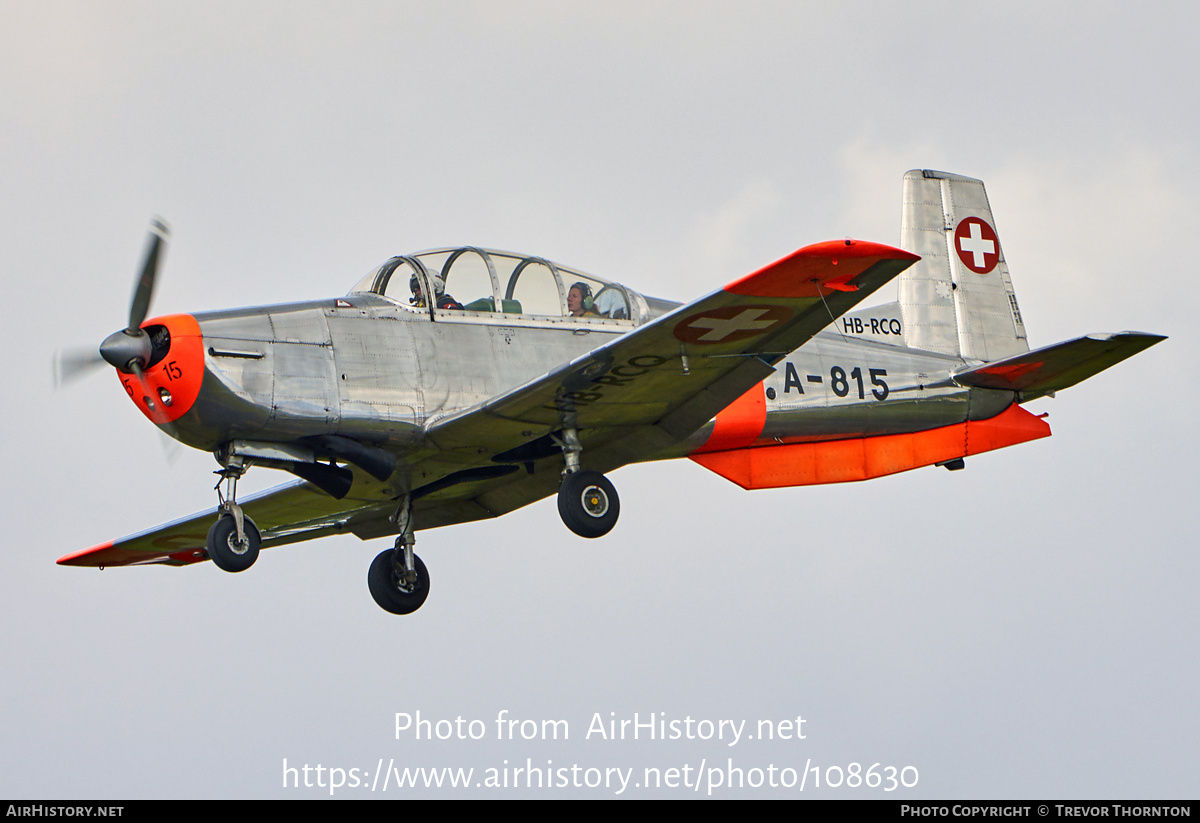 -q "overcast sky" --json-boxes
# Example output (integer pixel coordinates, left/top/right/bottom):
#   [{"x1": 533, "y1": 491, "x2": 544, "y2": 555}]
[{"x1": 2, "y1": 1, "x2": 1196, "y2": 798}]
